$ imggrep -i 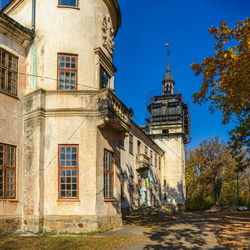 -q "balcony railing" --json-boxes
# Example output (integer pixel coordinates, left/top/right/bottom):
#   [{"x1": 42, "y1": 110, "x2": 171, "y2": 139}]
[
  {"x1": 136, "y1": 153, "x2": 150, "y2": 170},
  {"x1": 97, "y1": 89, "x2": 132, "y2": 131}
]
